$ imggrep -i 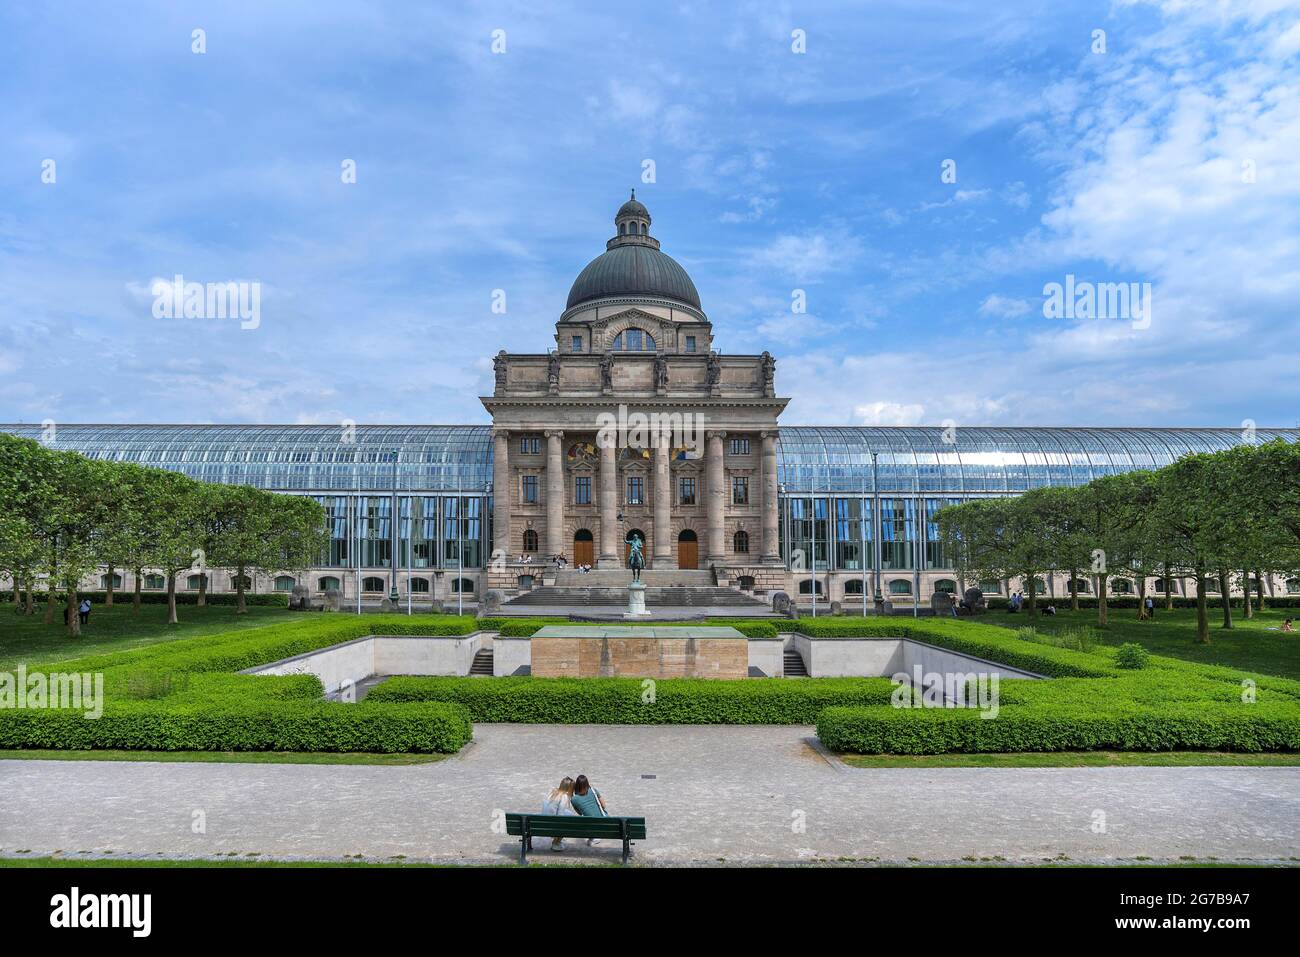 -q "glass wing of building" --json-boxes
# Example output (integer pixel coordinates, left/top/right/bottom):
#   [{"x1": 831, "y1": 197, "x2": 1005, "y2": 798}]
[{"x1": 5, "y1": 423, "x2": 1297, "y2": 574}]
